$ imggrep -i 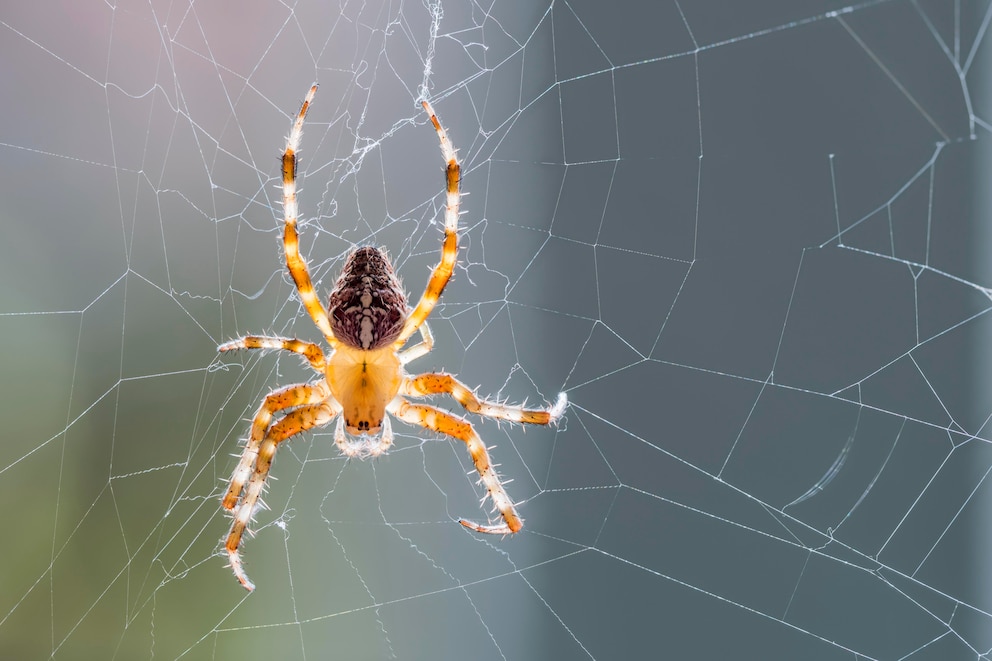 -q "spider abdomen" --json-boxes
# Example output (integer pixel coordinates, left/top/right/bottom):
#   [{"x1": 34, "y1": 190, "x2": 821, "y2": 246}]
[{"x1": 328, "y1": 246, "x2": 408, "y2": 350}]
